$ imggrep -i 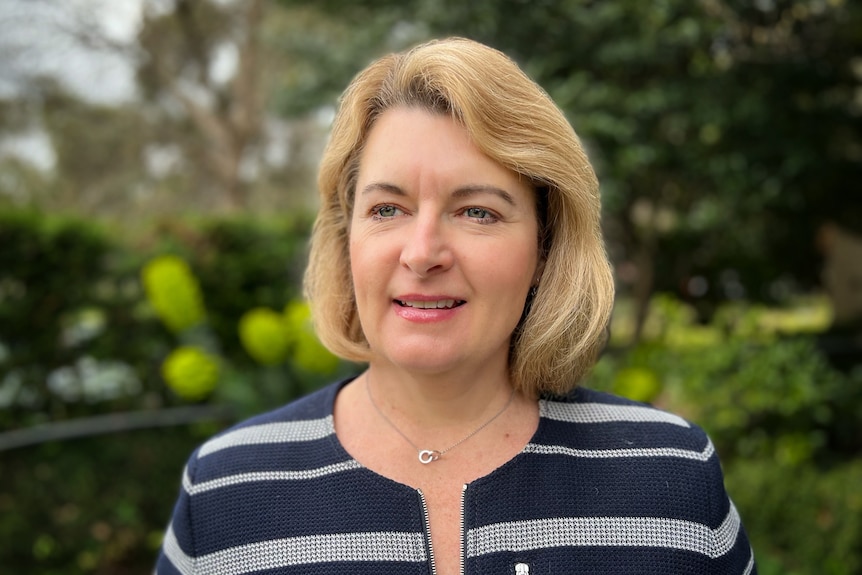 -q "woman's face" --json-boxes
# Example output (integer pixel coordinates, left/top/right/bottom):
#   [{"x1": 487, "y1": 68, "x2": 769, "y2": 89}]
[{"x1": 349, "y1": 107, "x2": 540, "y2": 378}]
